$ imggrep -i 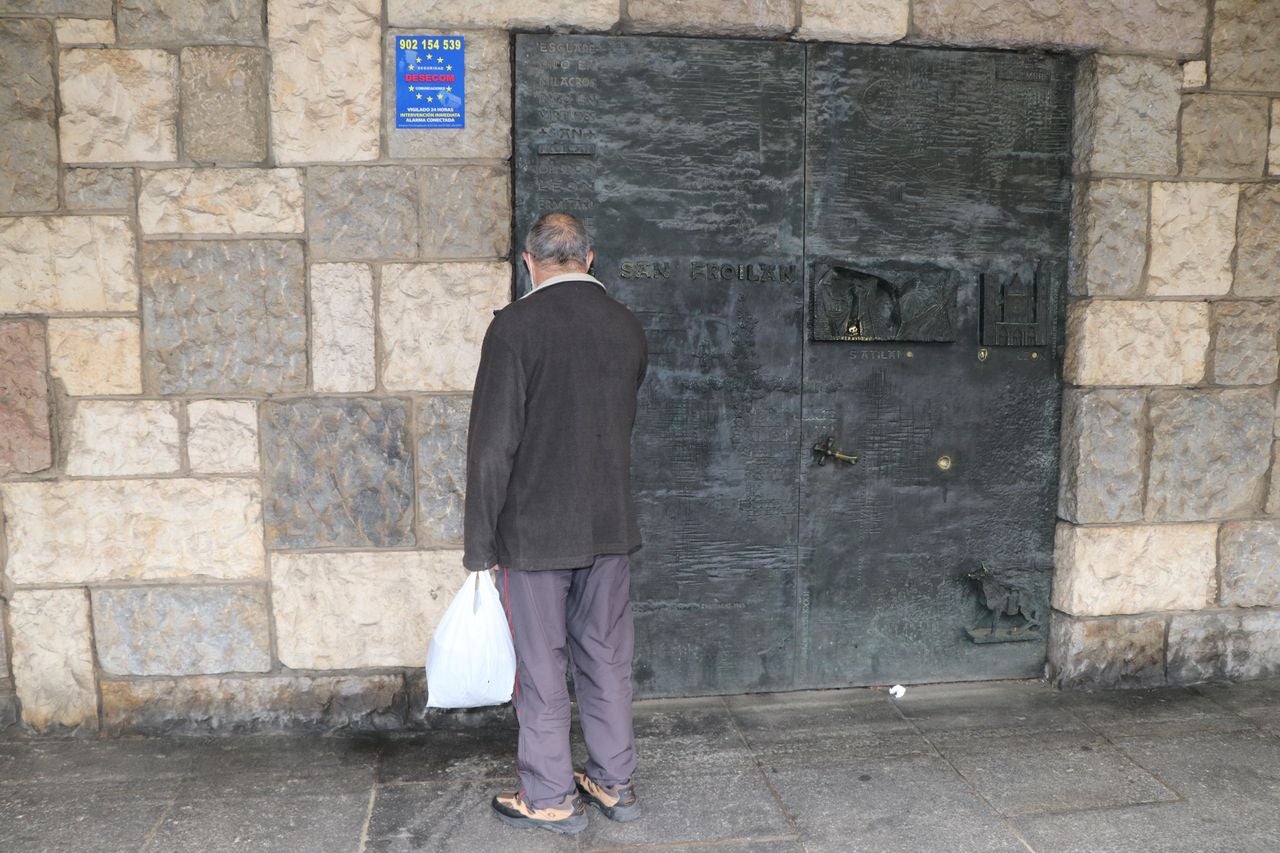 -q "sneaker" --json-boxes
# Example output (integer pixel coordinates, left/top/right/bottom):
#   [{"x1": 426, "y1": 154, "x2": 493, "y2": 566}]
[
  {"x1": 491, "y1": 790, "x2": 588, "y2": 835},
  {"x1": 575, "y1": 770, "x2": 641, "y2": 822}
]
